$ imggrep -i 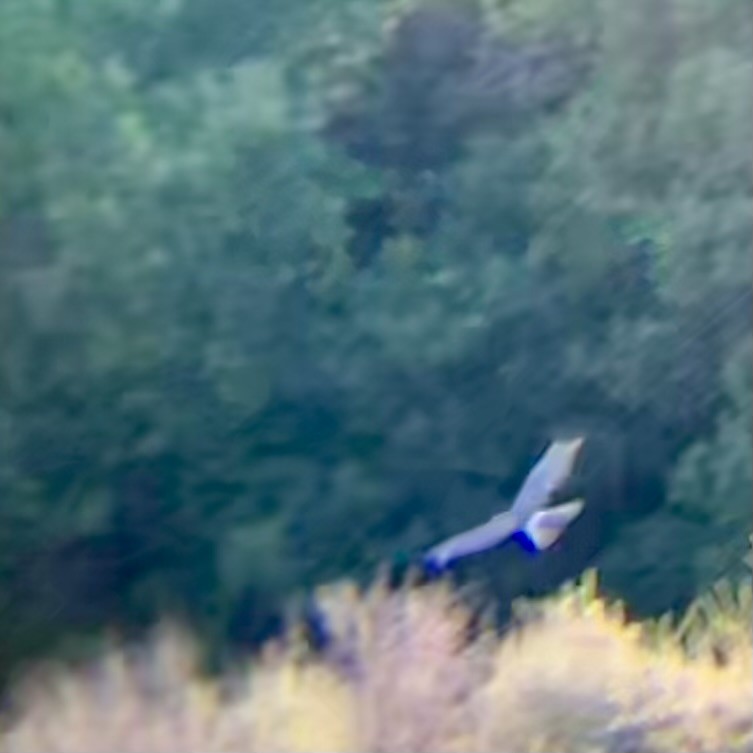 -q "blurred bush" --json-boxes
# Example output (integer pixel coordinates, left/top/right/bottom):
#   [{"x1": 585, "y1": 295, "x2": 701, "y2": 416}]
[{"x1": 2, "y1": 570, "x2": 750, "y2": 753}]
